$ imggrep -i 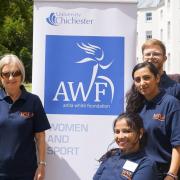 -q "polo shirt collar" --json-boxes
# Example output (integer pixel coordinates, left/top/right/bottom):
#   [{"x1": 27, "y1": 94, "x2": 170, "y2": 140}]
[
  {"x1": 160, "y1": 71, "x2": 170, "y2": 84},
  {"x1": 0, "y1": 85, "x2": 28, "y2": 101},
  {"x1": 120, "y1": 149, "x2": 146, "y2": 160},
  {"x1": 144, "y1": 90, "x2": 165, "y2": 106},
  {"x1": 19, "y1": 85, "x2": 29, "y2": 100}
]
